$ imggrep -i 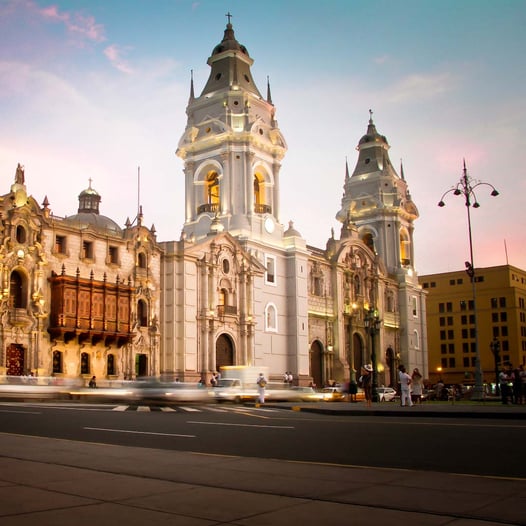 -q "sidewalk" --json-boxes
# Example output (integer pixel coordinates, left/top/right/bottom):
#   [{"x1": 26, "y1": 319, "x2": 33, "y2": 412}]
[
  {"x1": 0, "y1": 411, "x2": 525, "y2": 526},
  {"x1": 261, "y1": 399, "x2": 526, "y2": 418}
]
